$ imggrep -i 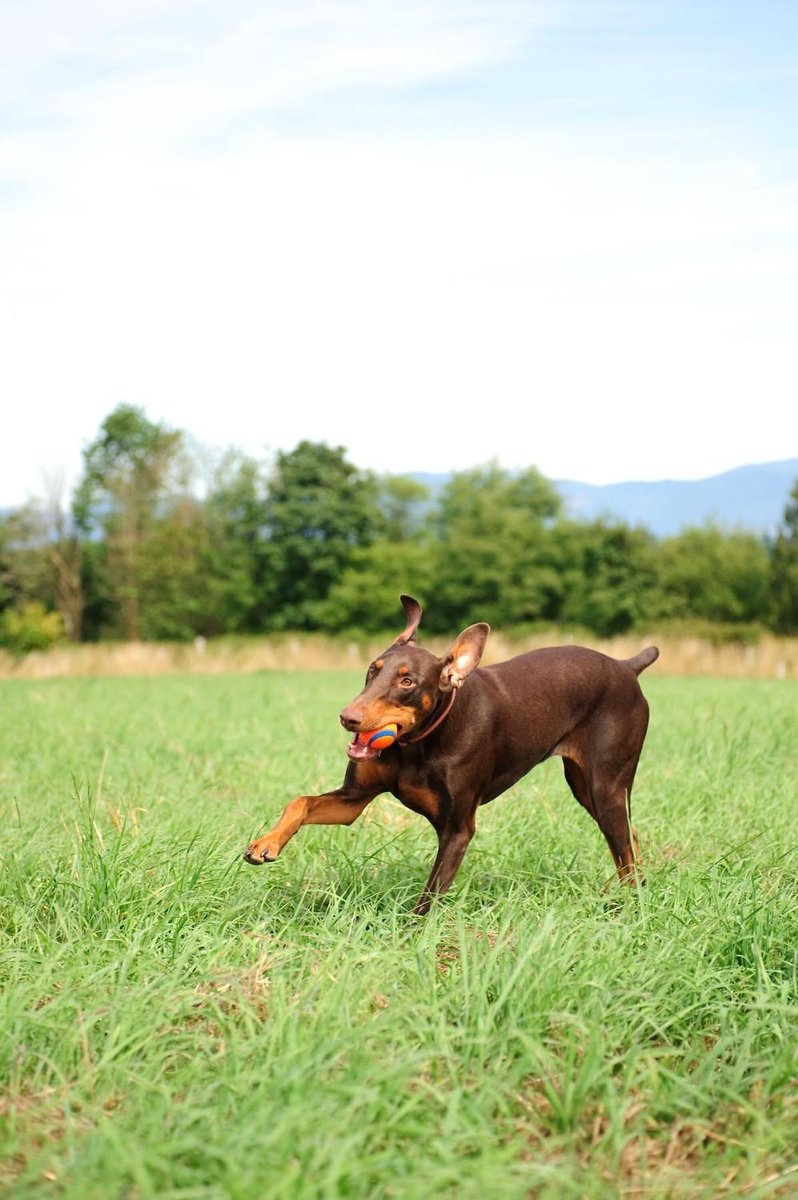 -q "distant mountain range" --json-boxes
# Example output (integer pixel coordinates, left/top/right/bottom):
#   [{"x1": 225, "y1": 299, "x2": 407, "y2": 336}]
[
  {"x1": 414, "y1": 459, "x2": 798, "y2": 539},
  {"x1": 3, "y1": 459, "x2": 794, "y2": 541},
  {"x1": 556, "y1": 459, "x2": 798, "y2": 537}
]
